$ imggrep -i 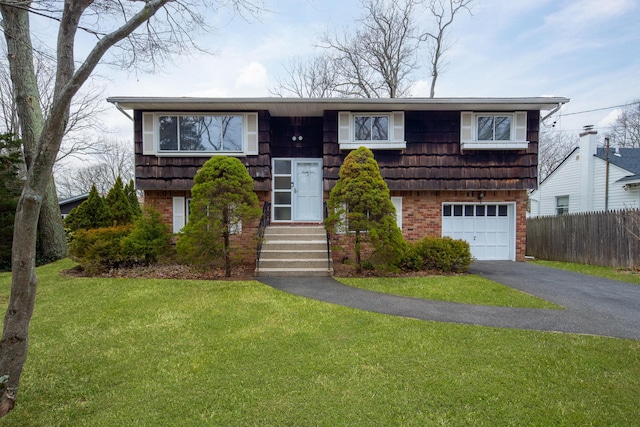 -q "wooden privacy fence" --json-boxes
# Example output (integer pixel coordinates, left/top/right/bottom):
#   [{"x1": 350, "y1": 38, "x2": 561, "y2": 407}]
[{"x1": 527, "y1": 209, "x2": 640, "y2": 269}]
